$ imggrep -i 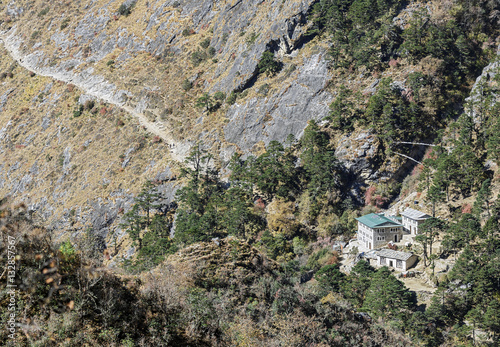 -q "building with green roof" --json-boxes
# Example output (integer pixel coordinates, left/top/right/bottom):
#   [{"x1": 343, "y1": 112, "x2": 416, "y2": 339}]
[{"x1": 356, "y1": 213, "x2": 404, "y2": 250}]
